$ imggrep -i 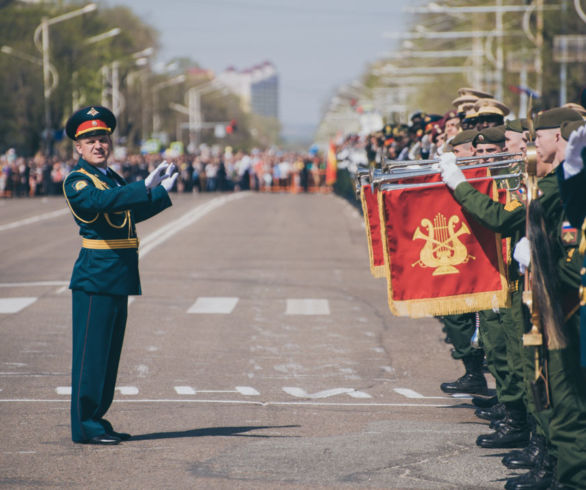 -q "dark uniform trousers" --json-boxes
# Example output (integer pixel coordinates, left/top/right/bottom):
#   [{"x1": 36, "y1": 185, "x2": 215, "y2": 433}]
[
  {"x1": 71, "y1": 291, "x2": 127, "y2": 441},
  {"x1": 64, "y1": 158, "x2": 171, "y2": 442},
  {"x1": 453, "y1": 173, "x2": 569, "y2": 439}
]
